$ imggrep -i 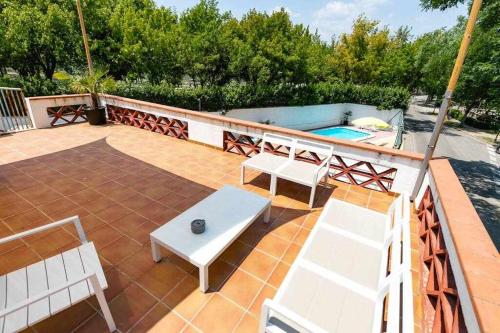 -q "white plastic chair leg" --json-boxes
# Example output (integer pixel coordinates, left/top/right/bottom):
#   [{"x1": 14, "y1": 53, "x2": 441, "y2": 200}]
[
  {"x1": 260, "y1": 299, "x2": 272, "y2": 333},
  {"x1": 240, "y1": 166, "x2": 245, "y2": 185},
  {"x1": 309, "y1": 185, "x2": 316, "y2": 208},
  {"x1": 270, "y1": 175, "x2": 277, "y2": 196},
  {"x1": 322, "y1": 173, "x2": 329, "y2": 184},
  {"x1": 89, "y1": 275, "x2": 116, "y2": 332}
]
